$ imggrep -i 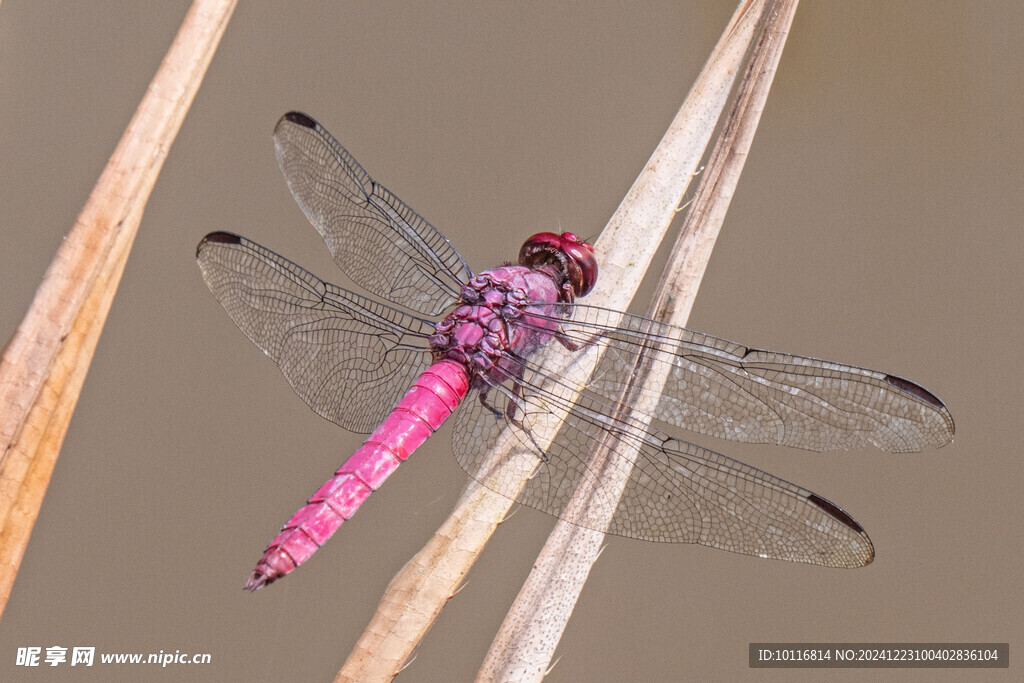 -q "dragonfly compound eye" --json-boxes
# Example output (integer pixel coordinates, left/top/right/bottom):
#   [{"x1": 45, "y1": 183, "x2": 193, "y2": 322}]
[{"x1": 519, "y1": 232, "x2": 599, "y2": 299}]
